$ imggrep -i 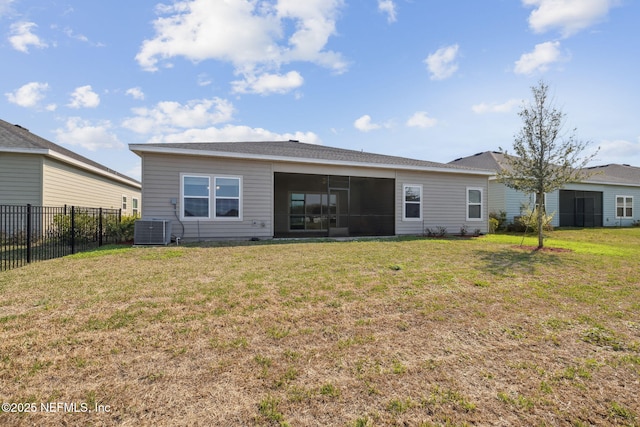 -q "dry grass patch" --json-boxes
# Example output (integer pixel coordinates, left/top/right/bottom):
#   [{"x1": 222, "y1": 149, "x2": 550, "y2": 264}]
[{"x1": 1, "y1": 229, "x2": 639, "y2": 426}]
